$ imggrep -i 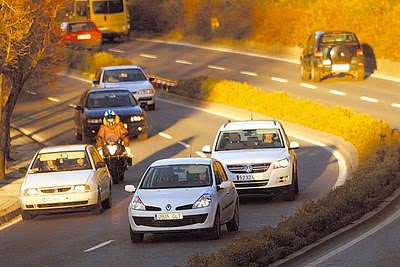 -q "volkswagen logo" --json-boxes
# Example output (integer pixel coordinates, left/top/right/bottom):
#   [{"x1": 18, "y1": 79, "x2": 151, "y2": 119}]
[
  {"x1": 165, "y1": 204, "x2": 172, "y2": 211},
  {"x1": 244, "y1": 165, "x2": 253, "y2": 173}
]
